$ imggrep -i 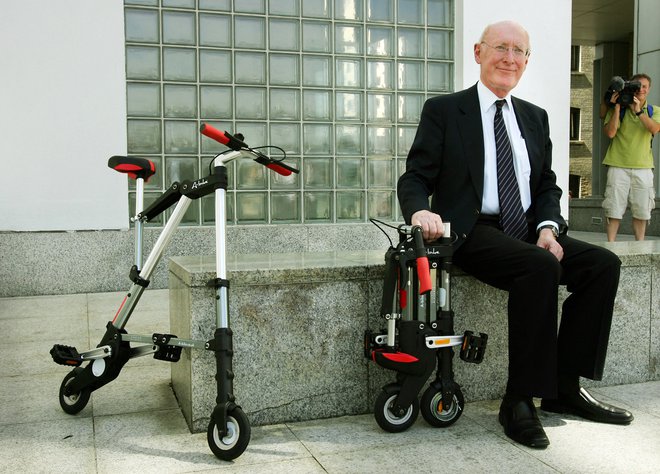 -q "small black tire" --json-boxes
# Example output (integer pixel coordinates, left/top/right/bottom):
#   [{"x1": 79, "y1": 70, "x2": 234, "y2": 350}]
[
  {"x1": 207, "y1": 407, "x2": 251, "y2": 461},
  {"x1": 374, "y1": 386, "x2": 419, "y2": 433},
  {"x1": 420, "y1": 384, "x2": 464, "y2": 427},
  {"x1": 59, "y1": 368, "x2": 91, "y2": 415}
]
